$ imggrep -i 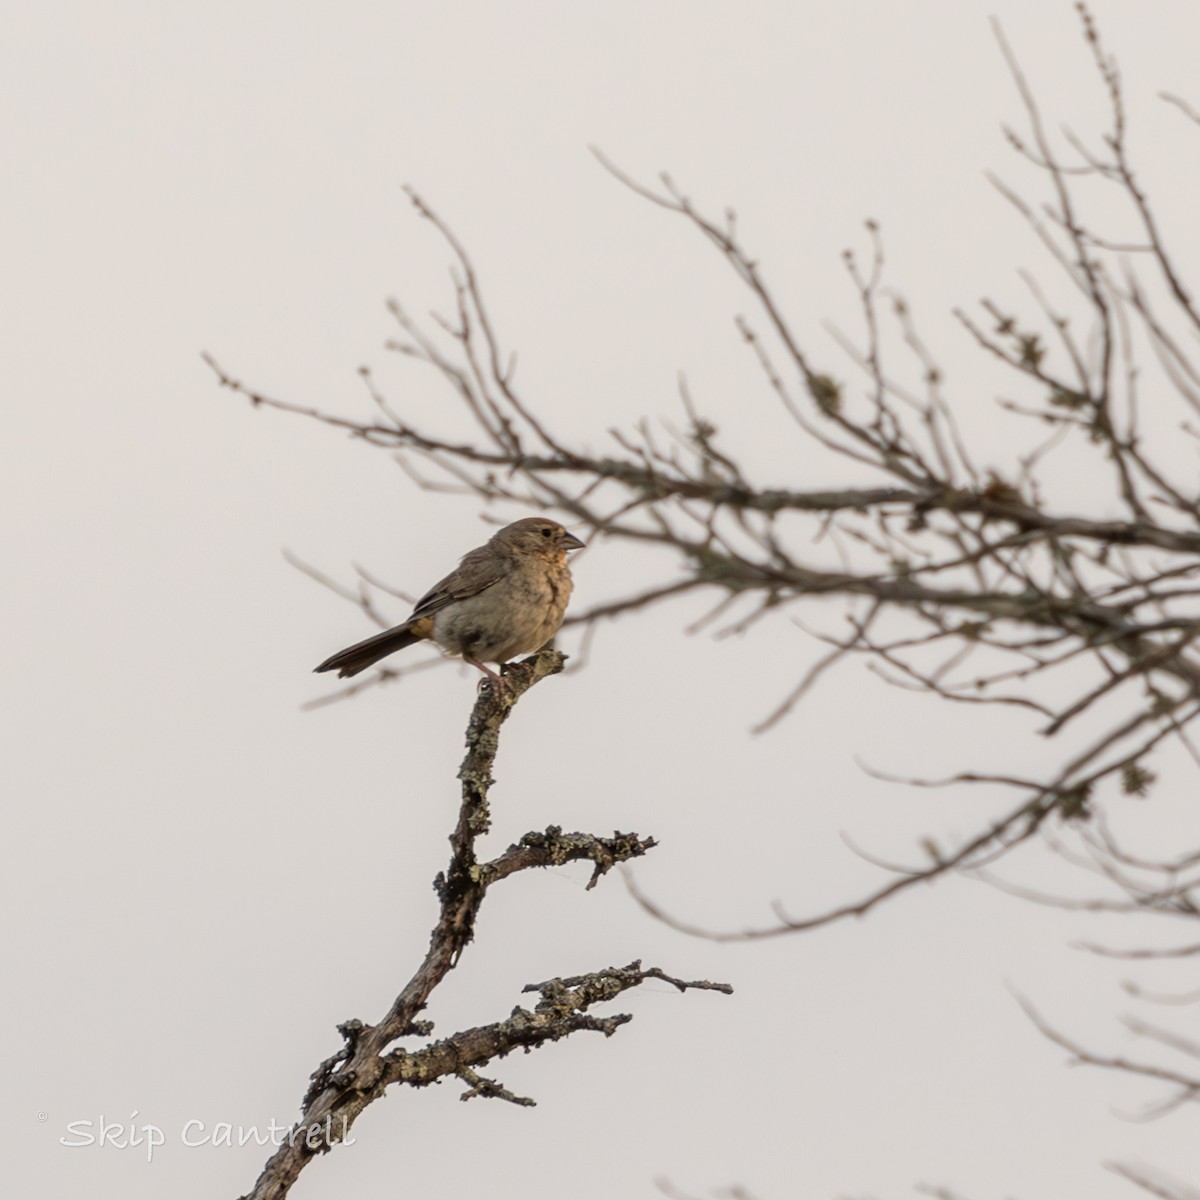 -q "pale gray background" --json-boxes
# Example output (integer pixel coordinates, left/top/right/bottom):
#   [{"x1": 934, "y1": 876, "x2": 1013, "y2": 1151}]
[{"x1": 5, "y1": 2, "x2": 1198, "y2": 1197}]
